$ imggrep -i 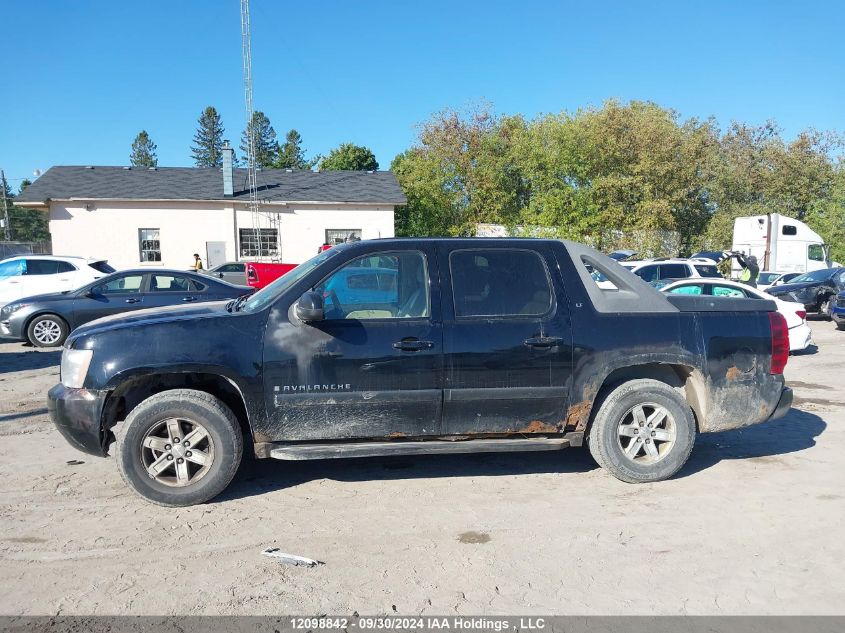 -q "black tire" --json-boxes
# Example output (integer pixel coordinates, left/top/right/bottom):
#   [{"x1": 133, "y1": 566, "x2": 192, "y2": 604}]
[
  {"x1": 836, "y1": 322, "x2": 845, "y2": 331},
  {"x1": 116, "y1": 389, "x2": 243, "y2": 507},
  {"x1": 587, "y1": 379, "x2": 696, "y2": 484},
  {"x1": 26, "y1": 314, "x2": 69, "y2": 347}
]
